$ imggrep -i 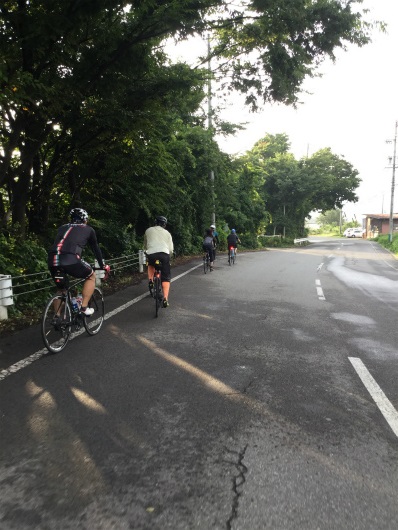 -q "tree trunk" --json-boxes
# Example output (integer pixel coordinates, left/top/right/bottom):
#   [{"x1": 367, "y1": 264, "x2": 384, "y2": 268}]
[{"x1": 28, "y1": 154, "x2": 53, "y2": 236}]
